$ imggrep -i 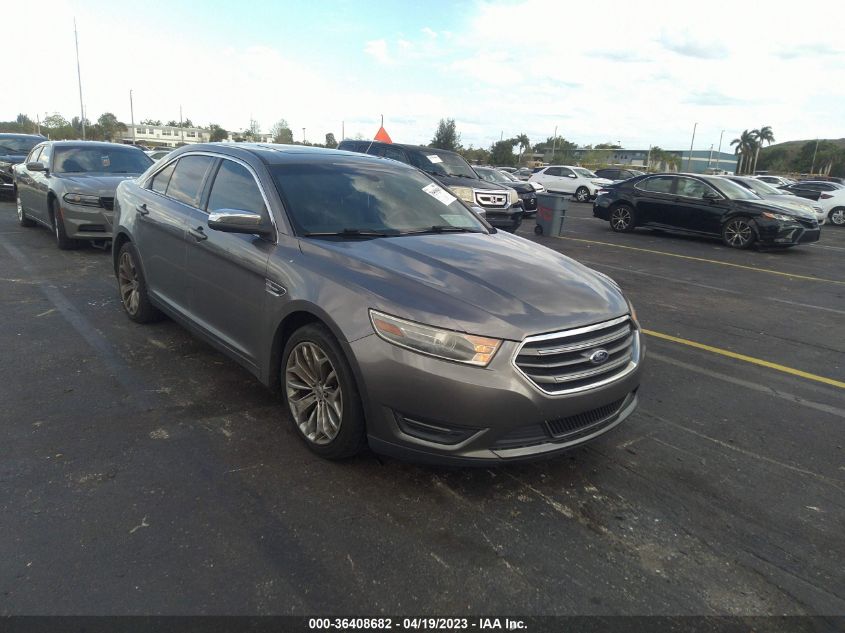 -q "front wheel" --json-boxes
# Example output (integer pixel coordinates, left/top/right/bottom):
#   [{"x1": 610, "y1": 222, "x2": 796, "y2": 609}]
[
  {"x1": 575, "y1": 186, "x2": 590, "y2": 203},
  {"x1": 17, "y1": 192, "x2": 35, "y2": 227},
  {"x1": 609, "y1": 204, "x2": 635, "y2": 232},
  {"x1": 282, "y1": 324, "x2": 366, "y2": 459},
  {"x1": 117, "y1": 241, "x2": 162, "y2": 323},
  {"x1": 829, "y1": 207, "x2": 845, "y2": 226},
  {"x1": 51, "y1": 198, "x2": 79, "y2": 250},
  {"x1": 722, "y1": 217, "x2": 756, "y2": 249}
]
